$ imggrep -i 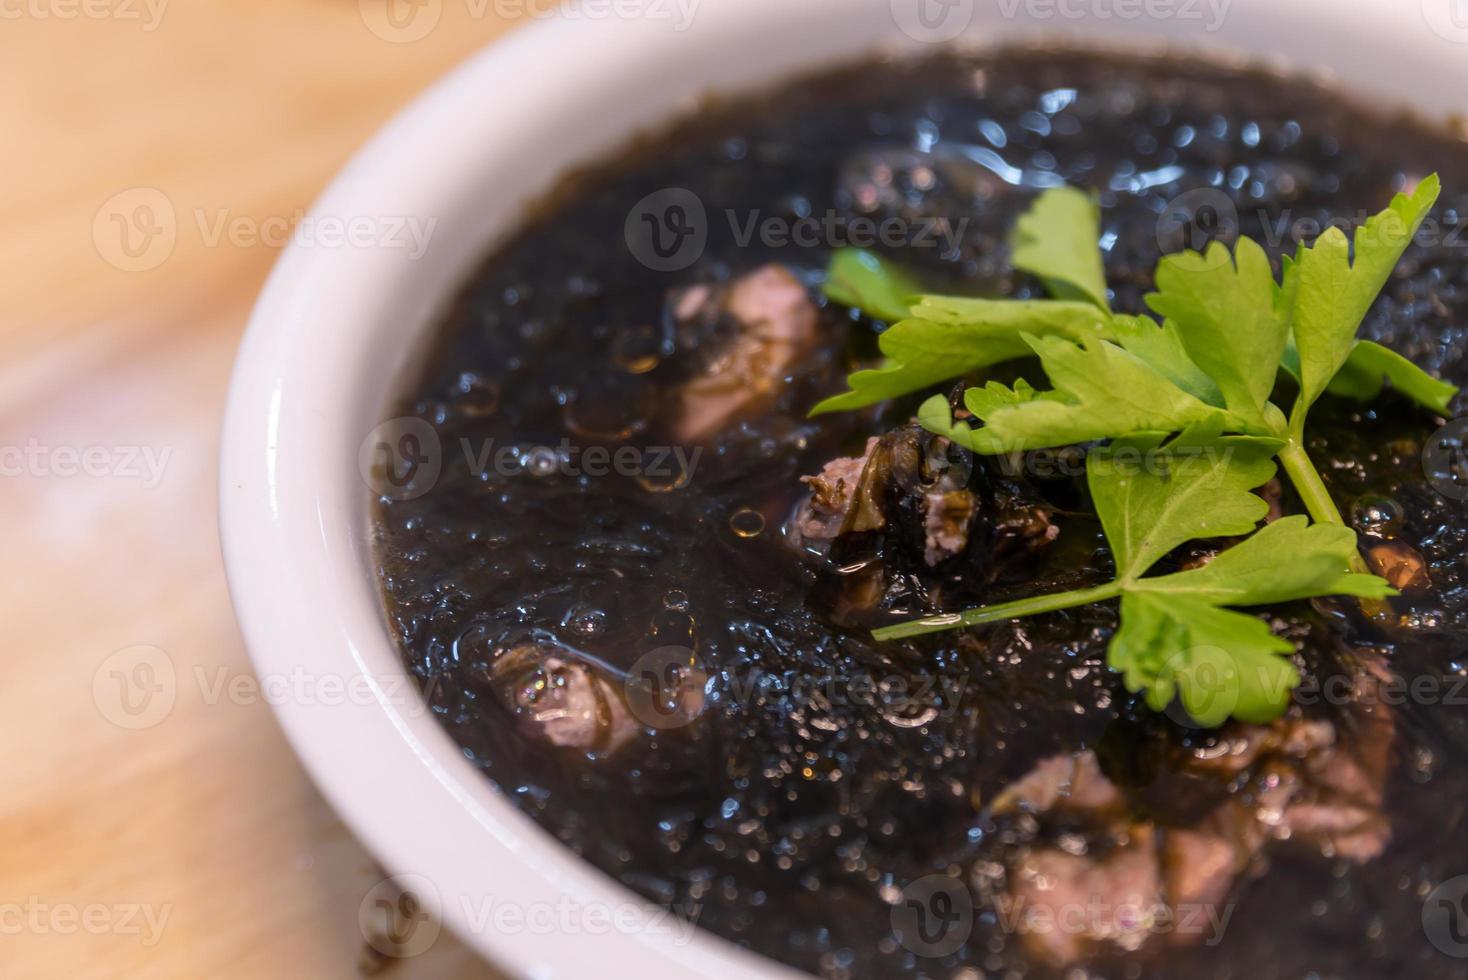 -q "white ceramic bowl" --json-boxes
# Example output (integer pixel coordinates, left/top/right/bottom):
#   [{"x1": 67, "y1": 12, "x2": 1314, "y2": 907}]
[{"x1": 219, "y1": 1, "x2": 1468, "y2": 975}]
